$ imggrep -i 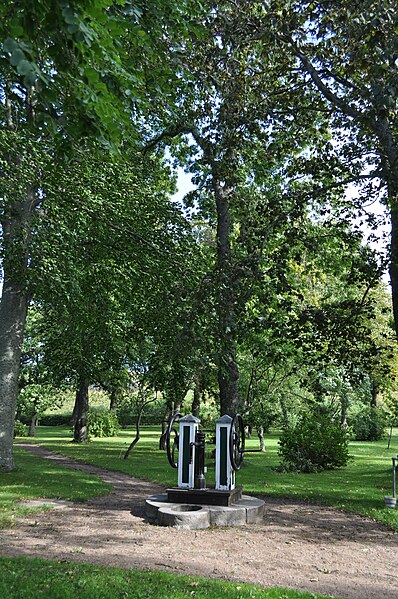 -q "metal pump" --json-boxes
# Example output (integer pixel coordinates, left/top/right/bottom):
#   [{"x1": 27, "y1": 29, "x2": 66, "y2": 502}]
[{"x1": 166, "y1": 412, "x2": 245, "y2": 491}]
